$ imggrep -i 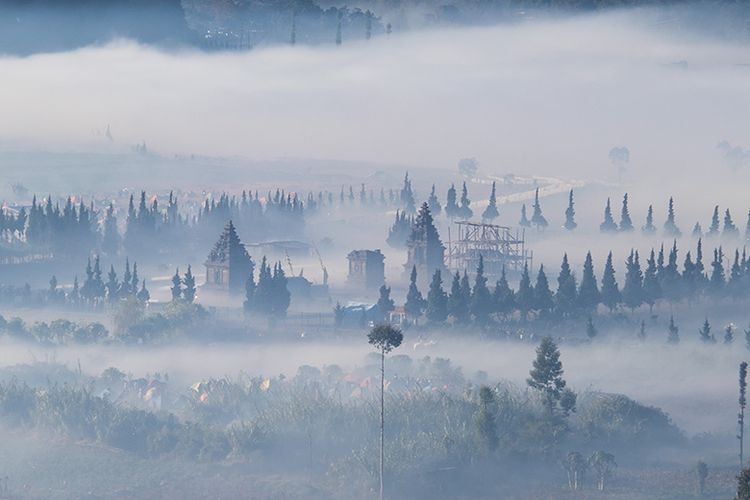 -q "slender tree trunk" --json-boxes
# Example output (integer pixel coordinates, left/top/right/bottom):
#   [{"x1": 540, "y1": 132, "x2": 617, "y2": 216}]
[
  {"x1": 380, "y1": 346, "x2": 385, "y2": 500},
  {"x1": 741, "y1": 408, "x2": 745, "y2": 467}
]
